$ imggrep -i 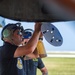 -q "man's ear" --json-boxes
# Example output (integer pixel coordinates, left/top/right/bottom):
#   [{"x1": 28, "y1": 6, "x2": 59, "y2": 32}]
[{"x1": 3, "y1": 29, "x2": 11, "y2": 38}]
